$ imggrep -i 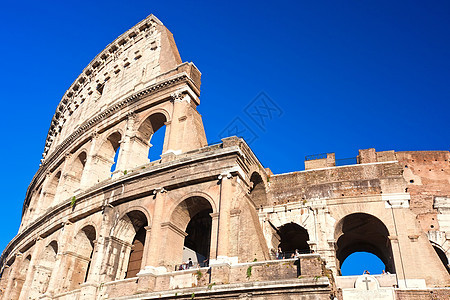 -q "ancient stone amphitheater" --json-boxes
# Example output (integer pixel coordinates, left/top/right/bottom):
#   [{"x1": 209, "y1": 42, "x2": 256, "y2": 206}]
[{"x1": 1, "y1": 15, "x2": 449, "y2": 300}]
